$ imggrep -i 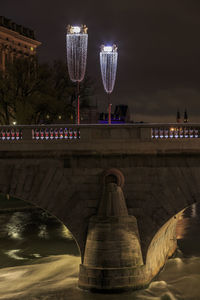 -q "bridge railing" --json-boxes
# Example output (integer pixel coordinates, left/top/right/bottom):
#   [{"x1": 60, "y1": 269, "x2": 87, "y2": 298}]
[
  {"x1": 0, "y1": 123, "x2": 200, "y2": 142},
  {"x1": 32, "y1": 127, "x2": 80, "y2": 140},
  {"x1": 0, "y1": 125, "x2": 80, "y2": 141},
  {"x1": 151, "y1": 125, "x2": 200, "y2": 139}
]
